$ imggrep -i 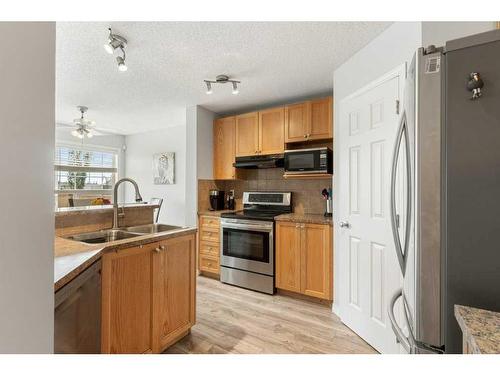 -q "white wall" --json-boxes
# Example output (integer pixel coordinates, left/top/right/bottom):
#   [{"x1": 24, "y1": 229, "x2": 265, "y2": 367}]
[
  {"x1": 125, "y1": 126, "x2": 187, "y2": 226},
  {"x1": 0, "y1": 22, "x2": 55, "y2": 353},
  {"x1": 185, "y1": 105, "x2": 216, "y2": 227},
  {"x1": 196, "y1": 106, "x2": 215, "y2": 180}
]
